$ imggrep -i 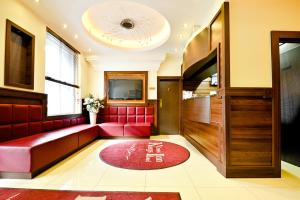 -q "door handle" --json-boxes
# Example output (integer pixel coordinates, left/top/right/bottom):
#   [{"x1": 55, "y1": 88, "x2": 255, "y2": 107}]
[{"x1": 159, "y1": 99, "x2": 163, "y2": 108}]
